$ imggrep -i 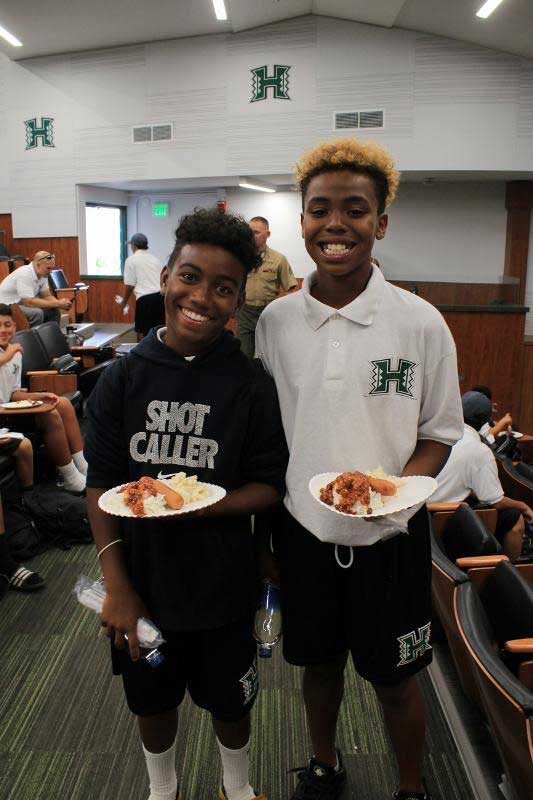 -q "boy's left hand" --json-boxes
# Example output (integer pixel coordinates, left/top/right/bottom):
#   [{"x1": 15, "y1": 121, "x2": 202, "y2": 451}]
[{"x1": 32, "y1": 392, "x2": 59, "y2": 406}]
